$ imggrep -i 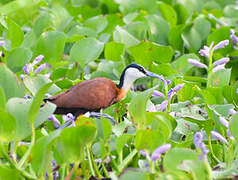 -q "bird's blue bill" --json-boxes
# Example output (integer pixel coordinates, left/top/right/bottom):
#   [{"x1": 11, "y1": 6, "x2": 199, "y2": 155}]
[{"x1": 146, "y1": 71, "x2": 162, "y2": 79}]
